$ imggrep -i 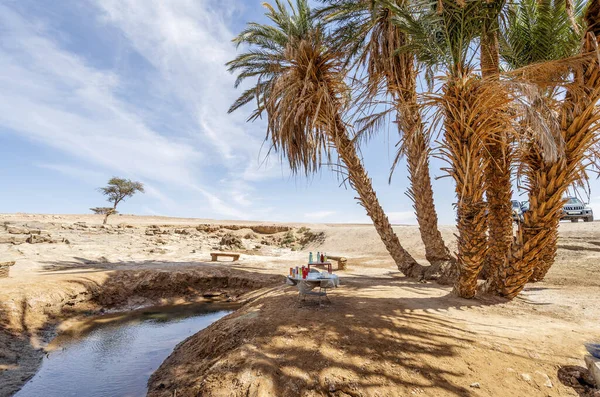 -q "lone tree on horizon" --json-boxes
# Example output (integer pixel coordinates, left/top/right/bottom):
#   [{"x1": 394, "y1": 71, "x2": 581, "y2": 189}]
[{"x1": 93, "y1": 177, "x2": 144, "y2": 224}]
